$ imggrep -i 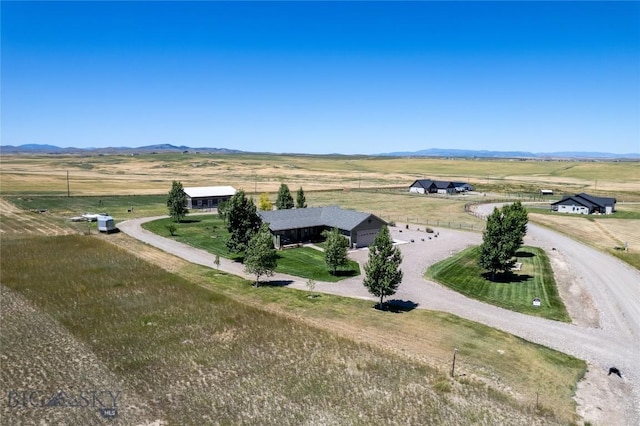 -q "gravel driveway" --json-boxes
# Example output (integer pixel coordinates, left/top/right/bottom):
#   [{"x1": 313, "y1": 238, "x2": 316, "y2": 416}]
[{"x1": 118, "y1": 211, "x2": 640, "y2": 424}]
